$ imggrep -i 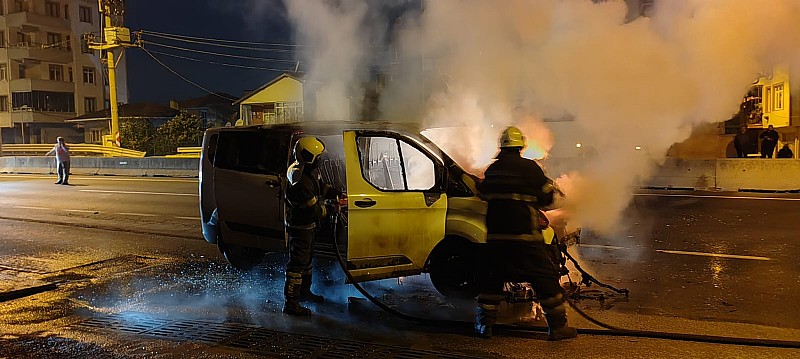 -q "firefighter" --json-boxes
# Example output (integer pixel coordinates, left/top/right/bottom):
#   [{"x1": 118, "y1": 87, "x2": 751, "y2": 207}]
[
  {"x1": 474, "y1": 126, "x2": 577, "y2": 340},
  {"x1": 283, "y1": 136, "x2": 339, "y2": 316}
]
